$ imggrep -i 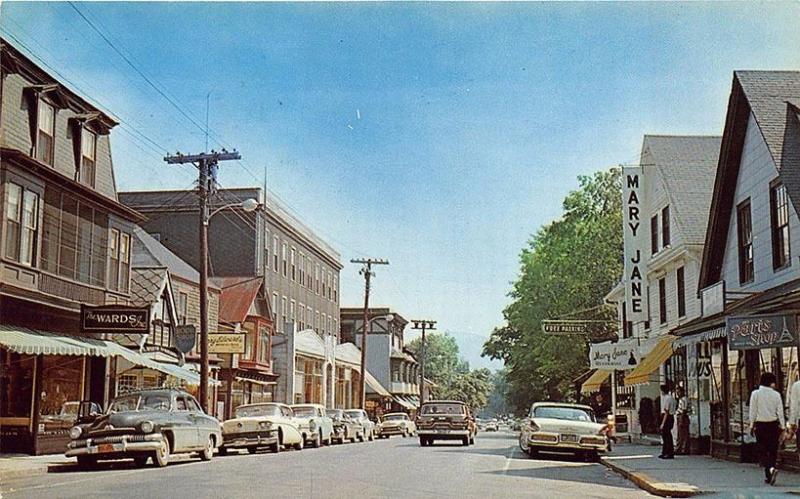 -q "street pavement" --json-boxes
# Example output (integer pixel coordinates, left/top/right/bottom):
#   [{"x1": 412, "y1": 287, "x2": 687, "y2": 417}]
[{"x1": 0, "y1": 431, "x2": 648, "y2": 499}]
